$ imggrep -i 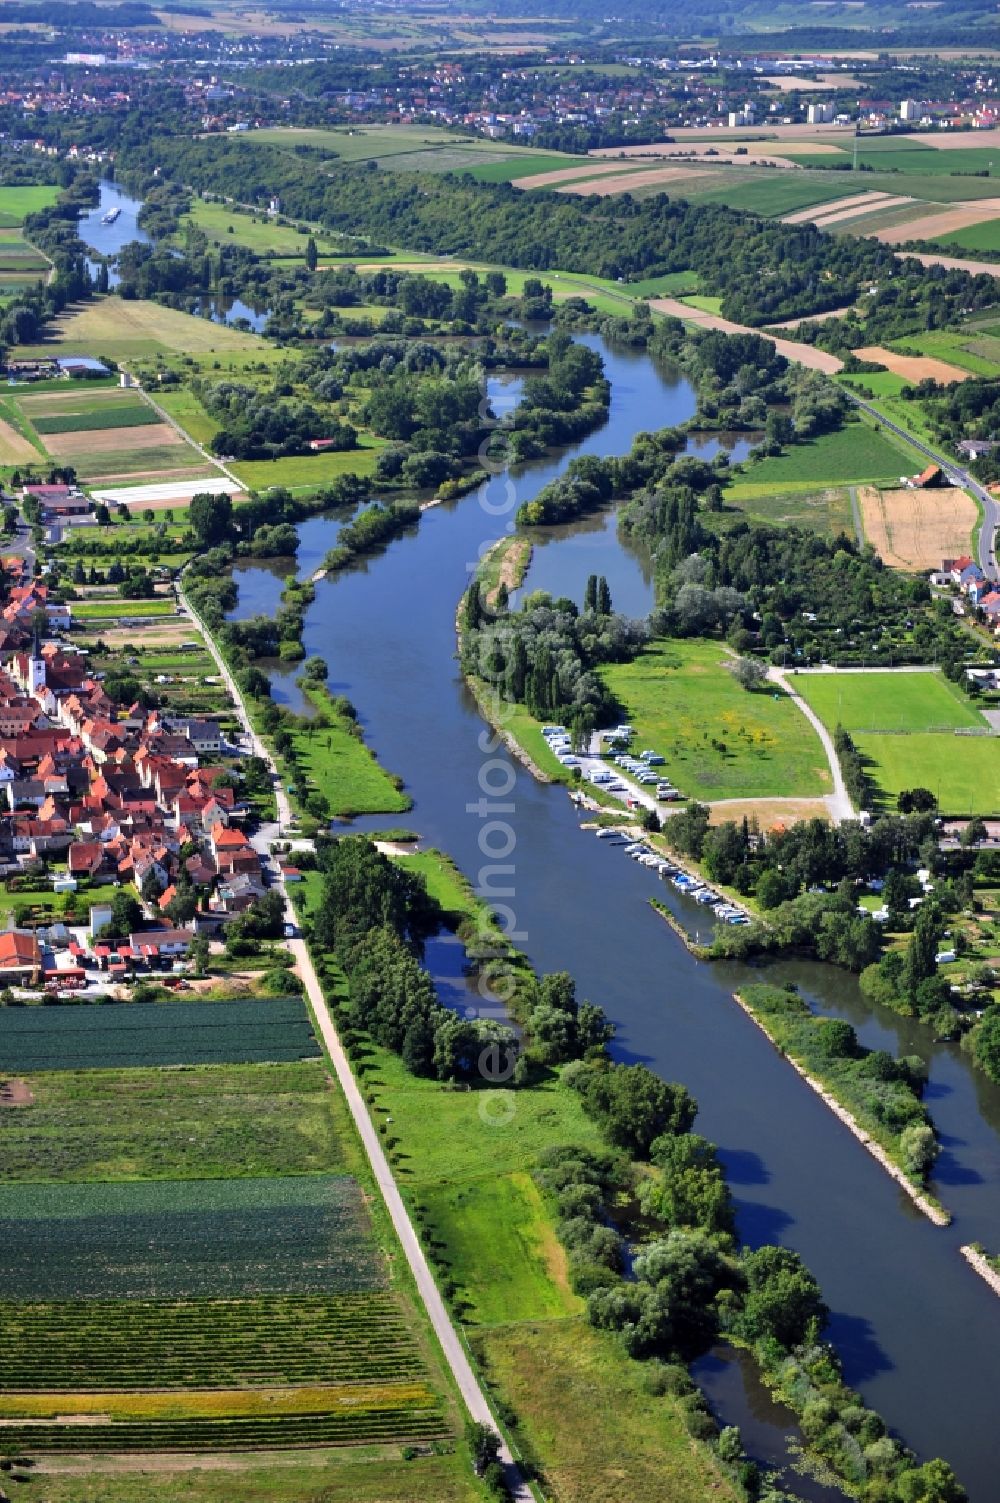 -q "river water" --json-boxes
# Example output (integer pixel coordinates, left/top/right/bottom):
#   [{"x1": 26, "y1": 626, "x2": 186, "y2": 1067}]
[{"x1": 232, "y1": 334, "x2": 1000, "y2": 1497}]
